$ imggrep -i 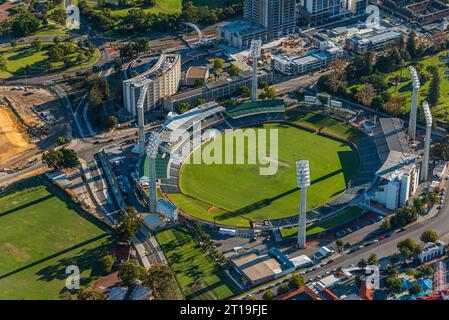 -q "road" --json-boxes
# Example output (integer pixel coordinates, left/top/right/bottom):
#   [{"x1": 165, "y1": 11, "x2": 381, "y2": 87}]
[{"x1": 244, "y1": 179, "x2": 449, "y2": 299}]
